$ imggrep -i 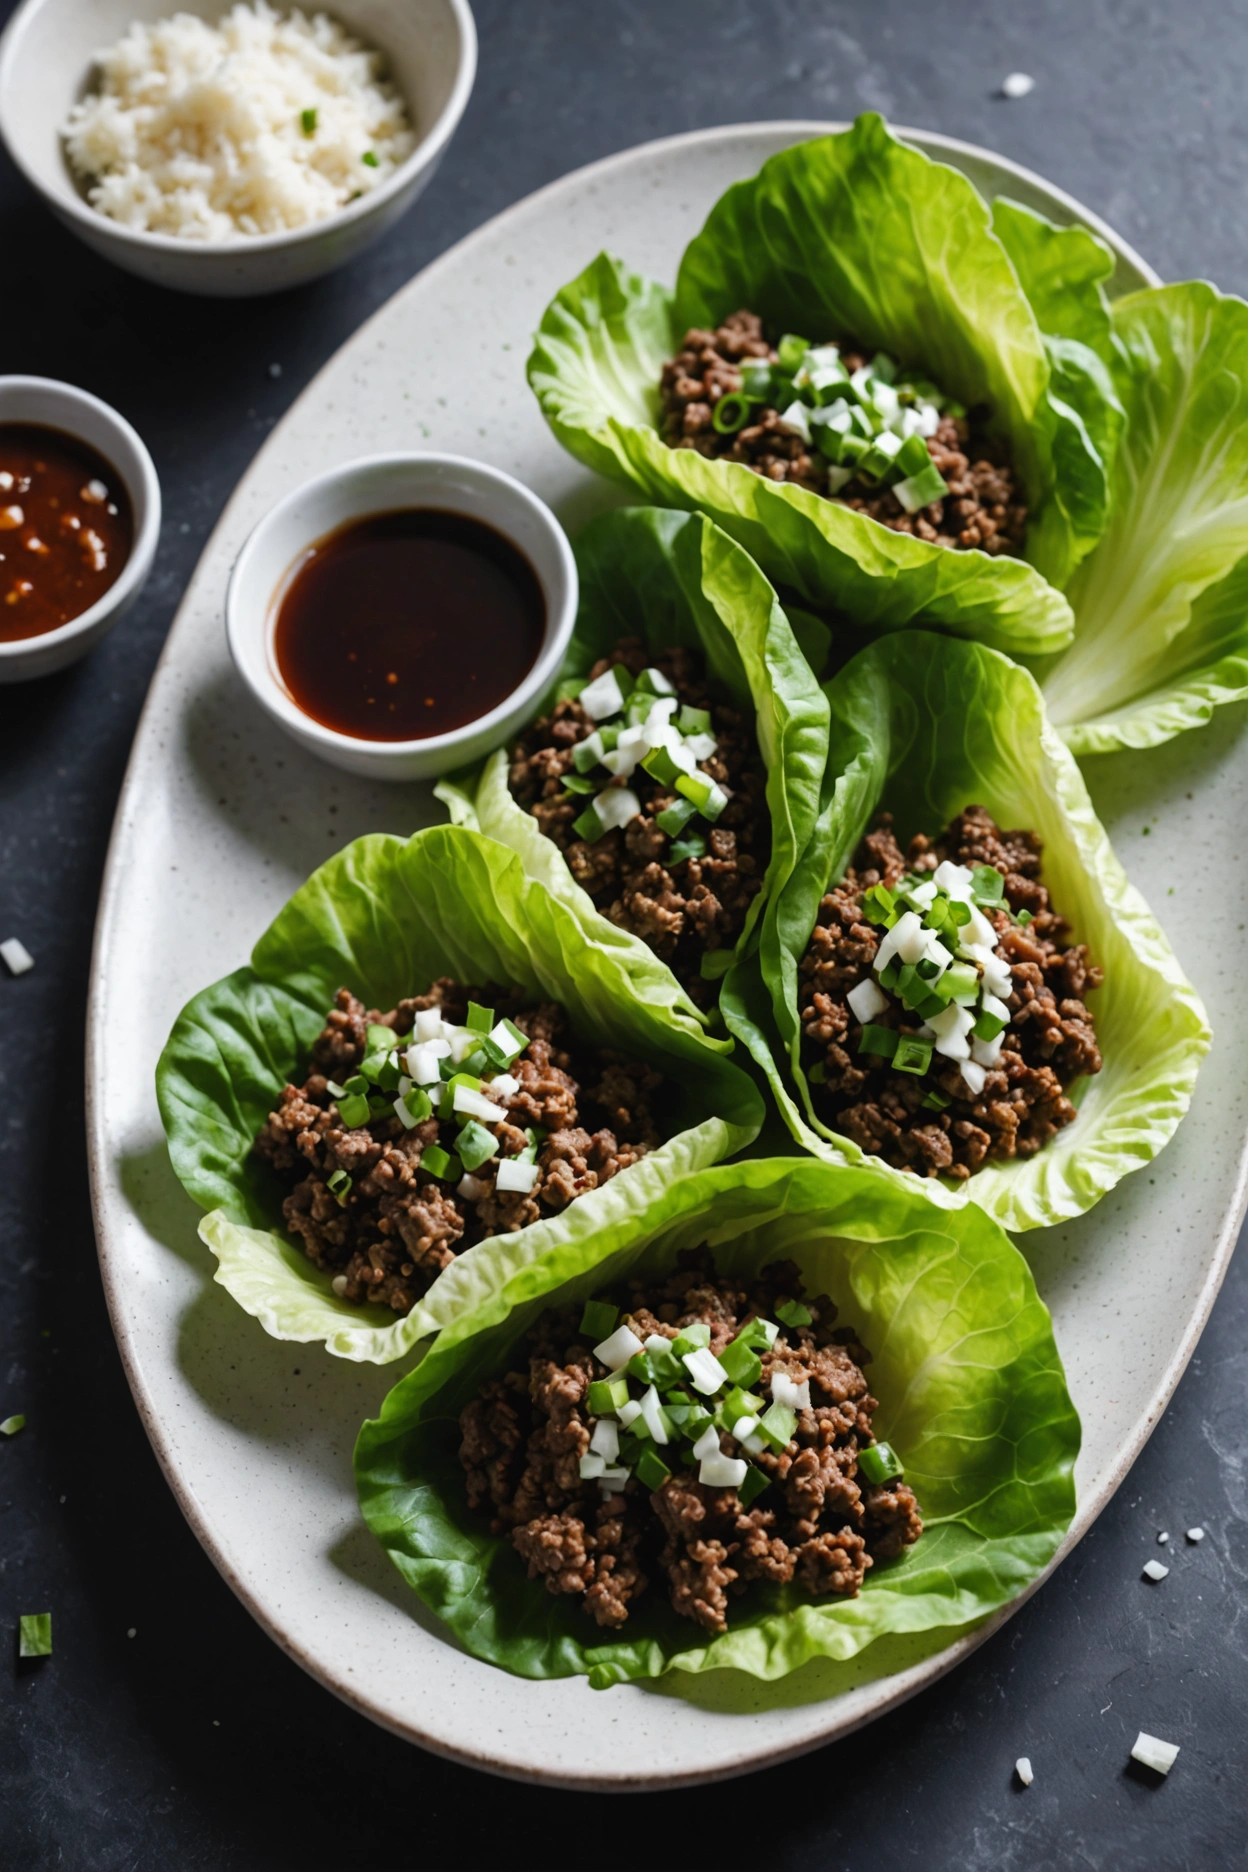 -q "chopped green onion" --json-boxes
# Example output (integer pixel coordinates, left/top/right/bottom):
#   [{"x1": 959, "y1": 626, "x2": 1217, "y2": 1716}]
[
  {"x1": 1, "y1": 1413, "x2": 25, "y2": 1436},
  {"x1": 738, "y1": 1464, "x2": 770, "y2": 1507},
  {"x1": 777, "y1": 333, "x2": 811, "y2": 373},
  {"x1": 588, "y1": 1377, "x2": 629, "y2": 1415},
  {"x1": 572, "y1": 731, "x2": 604, "y2": 773},
  {"x1": 857, "y1": 1441, "x2": 904, "y2": 1484},
  {"x1": 859, "y1": 1024, "x2": 899, "y2": 1059},
  {"x1": 922, "y1": 1087, "x2": 952, "y2": 1111},
  {"x1": 466, "y1": 1002, "x2": 494, "y2": 1034},
  {"x1": 776, "y1": 1300, "x2": 812, "y2": 1329},
  {"x1": 343, "y1": 1074, "x2": 369, "y2": 1096},
  {"x1": 656, "y1": 795, "x2": 699, "y2": 837},
  {"x1": 718, "y1": 1336, "x2": 763, "y2": 1389},
  {"x1": 678, "y1": 704, "x2": 713, "y2": 737},
  {"x1": 456, "y1": 1120, "x2": 499, "y2": 1172},
  {"x1": 739, "y1": 359, "x2": 773, "y2": 399},
  {"x1": 893, "y1": 462, "x2": 949, "y2": 513},
  {"x1": 878, "y1": 958, "x2": 901, "y2": 991},
  {"x1": 737, "y1": 1316, "x2": 780, "y2": 1349},
  {"x1": 973, "y1": 1009, "x2": 1007, "y2": 1042},
  {"x1": 401, "y1": 1086, "x2": 432, "y2": 1124},
  {"x1": 300, "y1": 107, "x2": 317, "y2": 135},
  {"x1": 868, "y1": 350, "x2": 898, "y2": 383},
  {"x1": 336, "y1": 1092, "x2": 371, "y2": 1129},
  {"x1": 367, "y1": 1093, "x2": 391, "y2": 1118},
  {"x1": 326, "y1": 1168, "x2": 352, "y2": 1206},
  {"x1": 580, "y1": 1300, "x2": 619, "y2": 1340},
  {"x1": 641, "y1": 744, "x2": 682, "y2": 787},
  {"x1": 947, "y1": 898, "x2": 973, "y2": 927},
  {"x1": 636, "y1": 1446, "x2": 672, "y2": 1490},
  {"x1": 674, "y1": 770, "x2": 727, "y2": 820},
  {"x1": 420, "y1": 1145, "x2": 457, "y2": 1181},
  {"x1": 362, "y1": 150, "x2": 379, "y2": 166},
  {"x1": 1016, "y1": 908, "x2": 1034, "y2": 928},
  {"x1": 572, "y1": 805, "x2": 605, "y2": 844},
  {"x1": 644, "y1": 1340, "x2": 684, "y2": 1387},
  {"x1": 971, "y1": 866, "x2": 1005, "y2": 907},
  {"x1": 668, "y1": 833, "x2": 707, "y2": 866},
  {"x1": 892, "y1": 1034, "x2": 934, "y2": 1076},
  {"x1": 943, "y1": 961, "x2": 979, "y2": 1003},
  {"x1": 326, "y1": 1079, "x2": 348, "y2": 1099},
  {"x1": 861, "y1": 883, "x2": 896, "y2": 925},
  {"x1": 19, "y1": 1613, "x2": 51, "y2": 1657},
  {"x1": 712, "y1": 392, "x2": 751, "y2": 434},
  {"x1": 626, "y1": 1350, "x2": 655, "y2": 1386},
  {"x1": 758, "y1": 1400, "x2": 797, "y2": 1450},
  {"x1": 671, "y1": 1321, "x2": 711, "y2": 1356},
  {"x1": 561, "y1": 773, "x2": 597, "y2": 798}
]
